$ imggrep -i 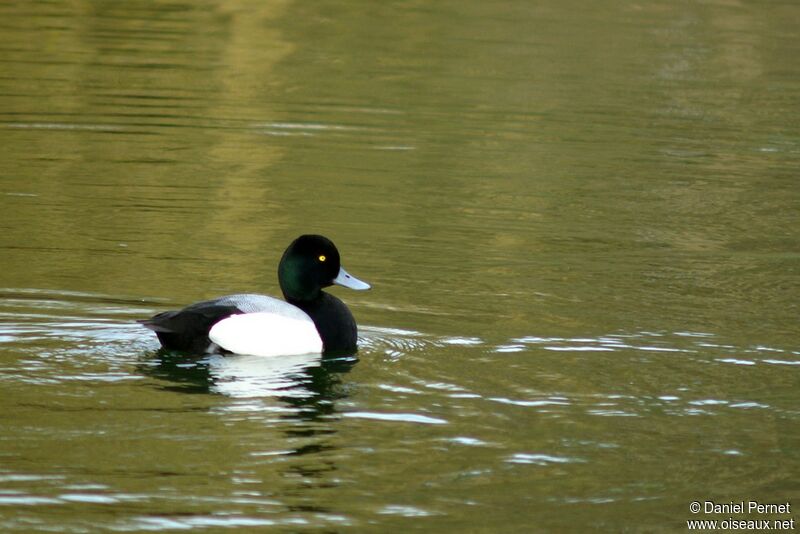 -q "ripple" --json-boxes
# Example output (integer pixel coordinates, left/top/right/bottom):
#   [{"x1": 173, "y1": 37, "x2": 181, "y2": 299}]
[
  {"x1": 505, "y1": 332, "x2": 703, "y2": 354},
  {"x1": 753, "y1": 345, "x2": 785, "y2": 353},
  {"x1": 127, "y1": 516, "x2": 281, "y2": 530},
  {"x1": 0, "y1": 495, "x2": 62, "y2": 505},
  {"x1": 507, "y1": 453, "x2": 584, "y2": 466},
  {"x1": 445, "y1": 437, "x2": 489, "y2": 447},
  {"x1": 4, "y1": 122, "x2": 125, "y2": 132},
  {"x1": 716, "y1": 358, "x2": 756, "y2": 366},
  {"x1": 59, "y1": 493, "x2": 119, "y2": 504},
  {"x1": 0, "y1": 473, "x2": 65, "y2": 482},
  {"x1": 358, "y1": 325, "x2": 431, "y2": 356},
  {"x1": 763, "y1": 359, "x2": 800, "y2": 366},
  {"x1": 378, "y1": 505, "x2": 439, "y2": 517},
  {"x1": 688, "y1": 399, "x2": 728, "y2": 406},
  {"x1": 440, "y1": 336, "x2": 483, "y2": 346},
  {"x1": 542, "y1": 345, "x2": 615, "y2": 352},
  {"x1": 342, "y1": 411, "x2": 447, "y2": 425},
  {"x1": 586, "y1": 409, "x2": 639, "y2": 417},
  {"x1": 495, "y1": 344, "x2": 526, "y2": 353},
  {"x1": 0, "y1": 288, "x2": 159, "y2": 385},
  {"x1": 377, "y1": 384, "x2": 422, "y2": 394},
  {"x1": 729, "y1": 401, "x2": 769, "y2": 409},
  {"x1": 489, "y1": 397, "x2": 570, "y2": 408},
  {"x1": 359, "y1": 325, "x2": 485, "y2": 359}
]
